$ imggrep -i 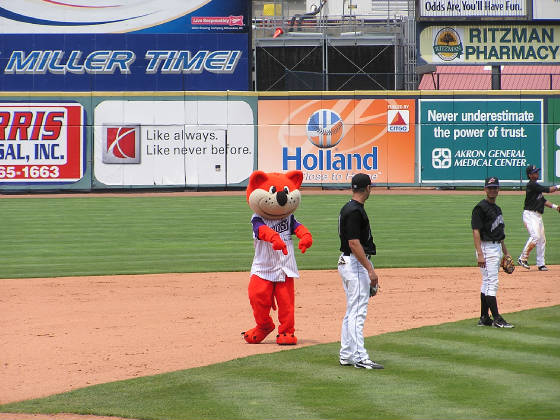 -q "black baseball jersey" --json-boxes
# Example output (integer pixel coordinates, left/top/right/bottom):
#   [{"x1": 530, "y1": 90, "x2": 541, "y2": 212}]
[
  {"x1": 524, "y1": 180, "x2": 550, "y2": 214},
  {"x1": 339, "y1": 199, "x2": 376, "y2": 255},
  {"x1": 471, "y1": 199, "x2": 506, "y2": 242}
]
